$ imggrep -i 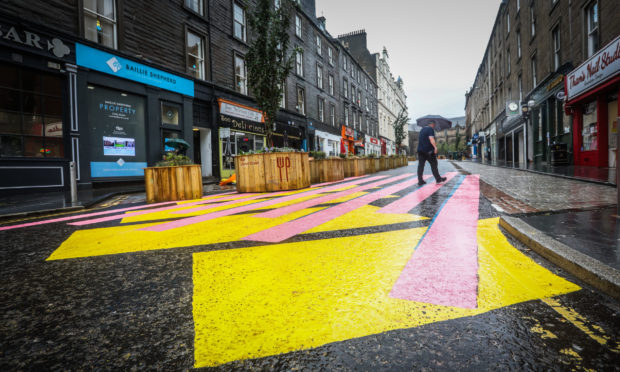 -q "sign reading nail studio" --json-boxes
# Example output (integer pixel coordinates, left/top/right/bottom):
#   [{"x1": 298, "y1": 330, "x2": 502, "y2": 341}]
[
  {"x1": 567, "y1": 34, "x2": 620, "y2": 101},
  {"x1": 76, "y1": 43, "x2": 194, "y2": 97},
  {"x1": 0, "y1": 21, "x2": 74, "y2": 62}
]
